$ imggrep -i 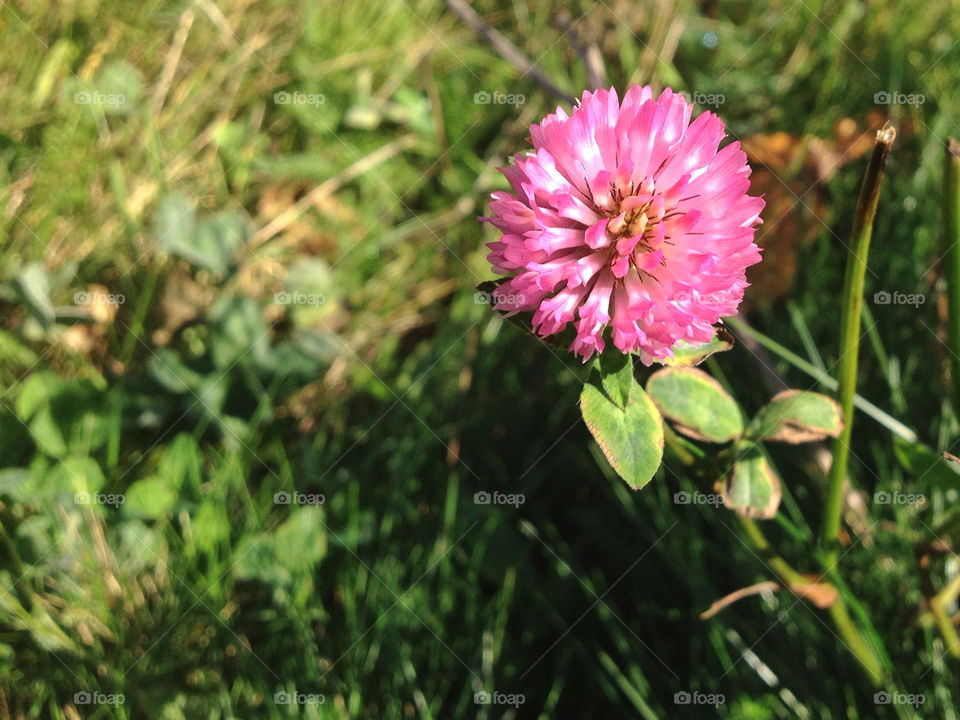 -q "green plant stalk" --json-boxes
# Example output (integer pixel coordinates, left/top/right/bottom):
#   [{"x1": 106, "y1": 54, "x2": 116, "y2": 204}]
[
  {"x1": 820, "y1": 123, "x2": 896, "y2": 564},
  {"x1": 743, "y1": 514, "x2": 885, "y2": 685},
  {"x1": 661, "y1": 431, "x2": 886, "y2": 682},
  {"x1": 944, "y1": 139, "x2": 960, "y2": 417}
]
